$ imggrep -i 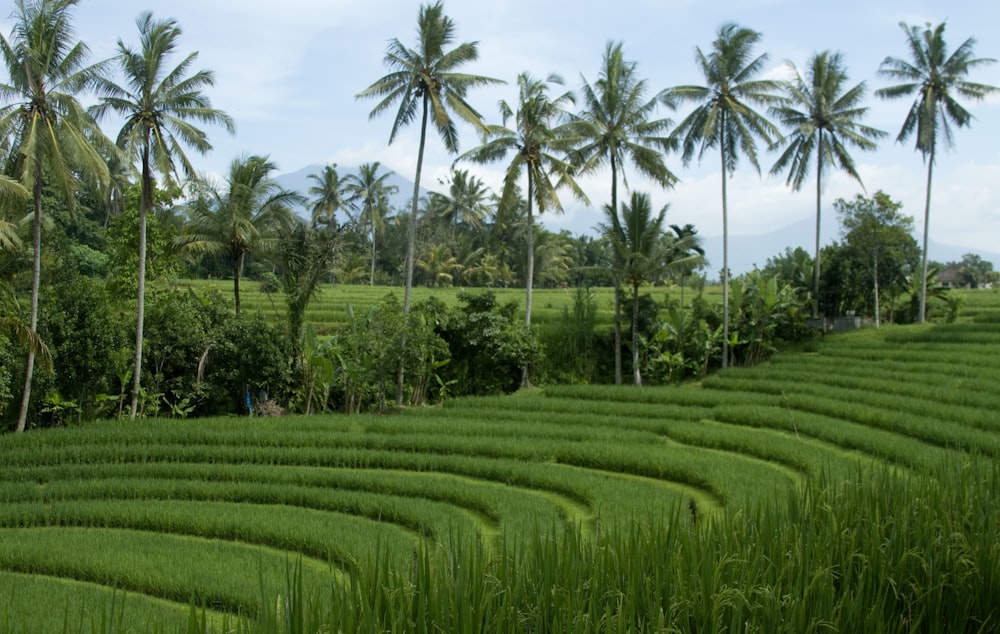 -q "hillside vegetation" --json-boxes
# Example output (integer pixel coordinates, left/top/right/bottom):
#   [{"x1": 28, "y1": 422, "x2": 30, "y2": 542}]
[{"x1": 1, "y1": 290, "x2": 998, "y2": 632}]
